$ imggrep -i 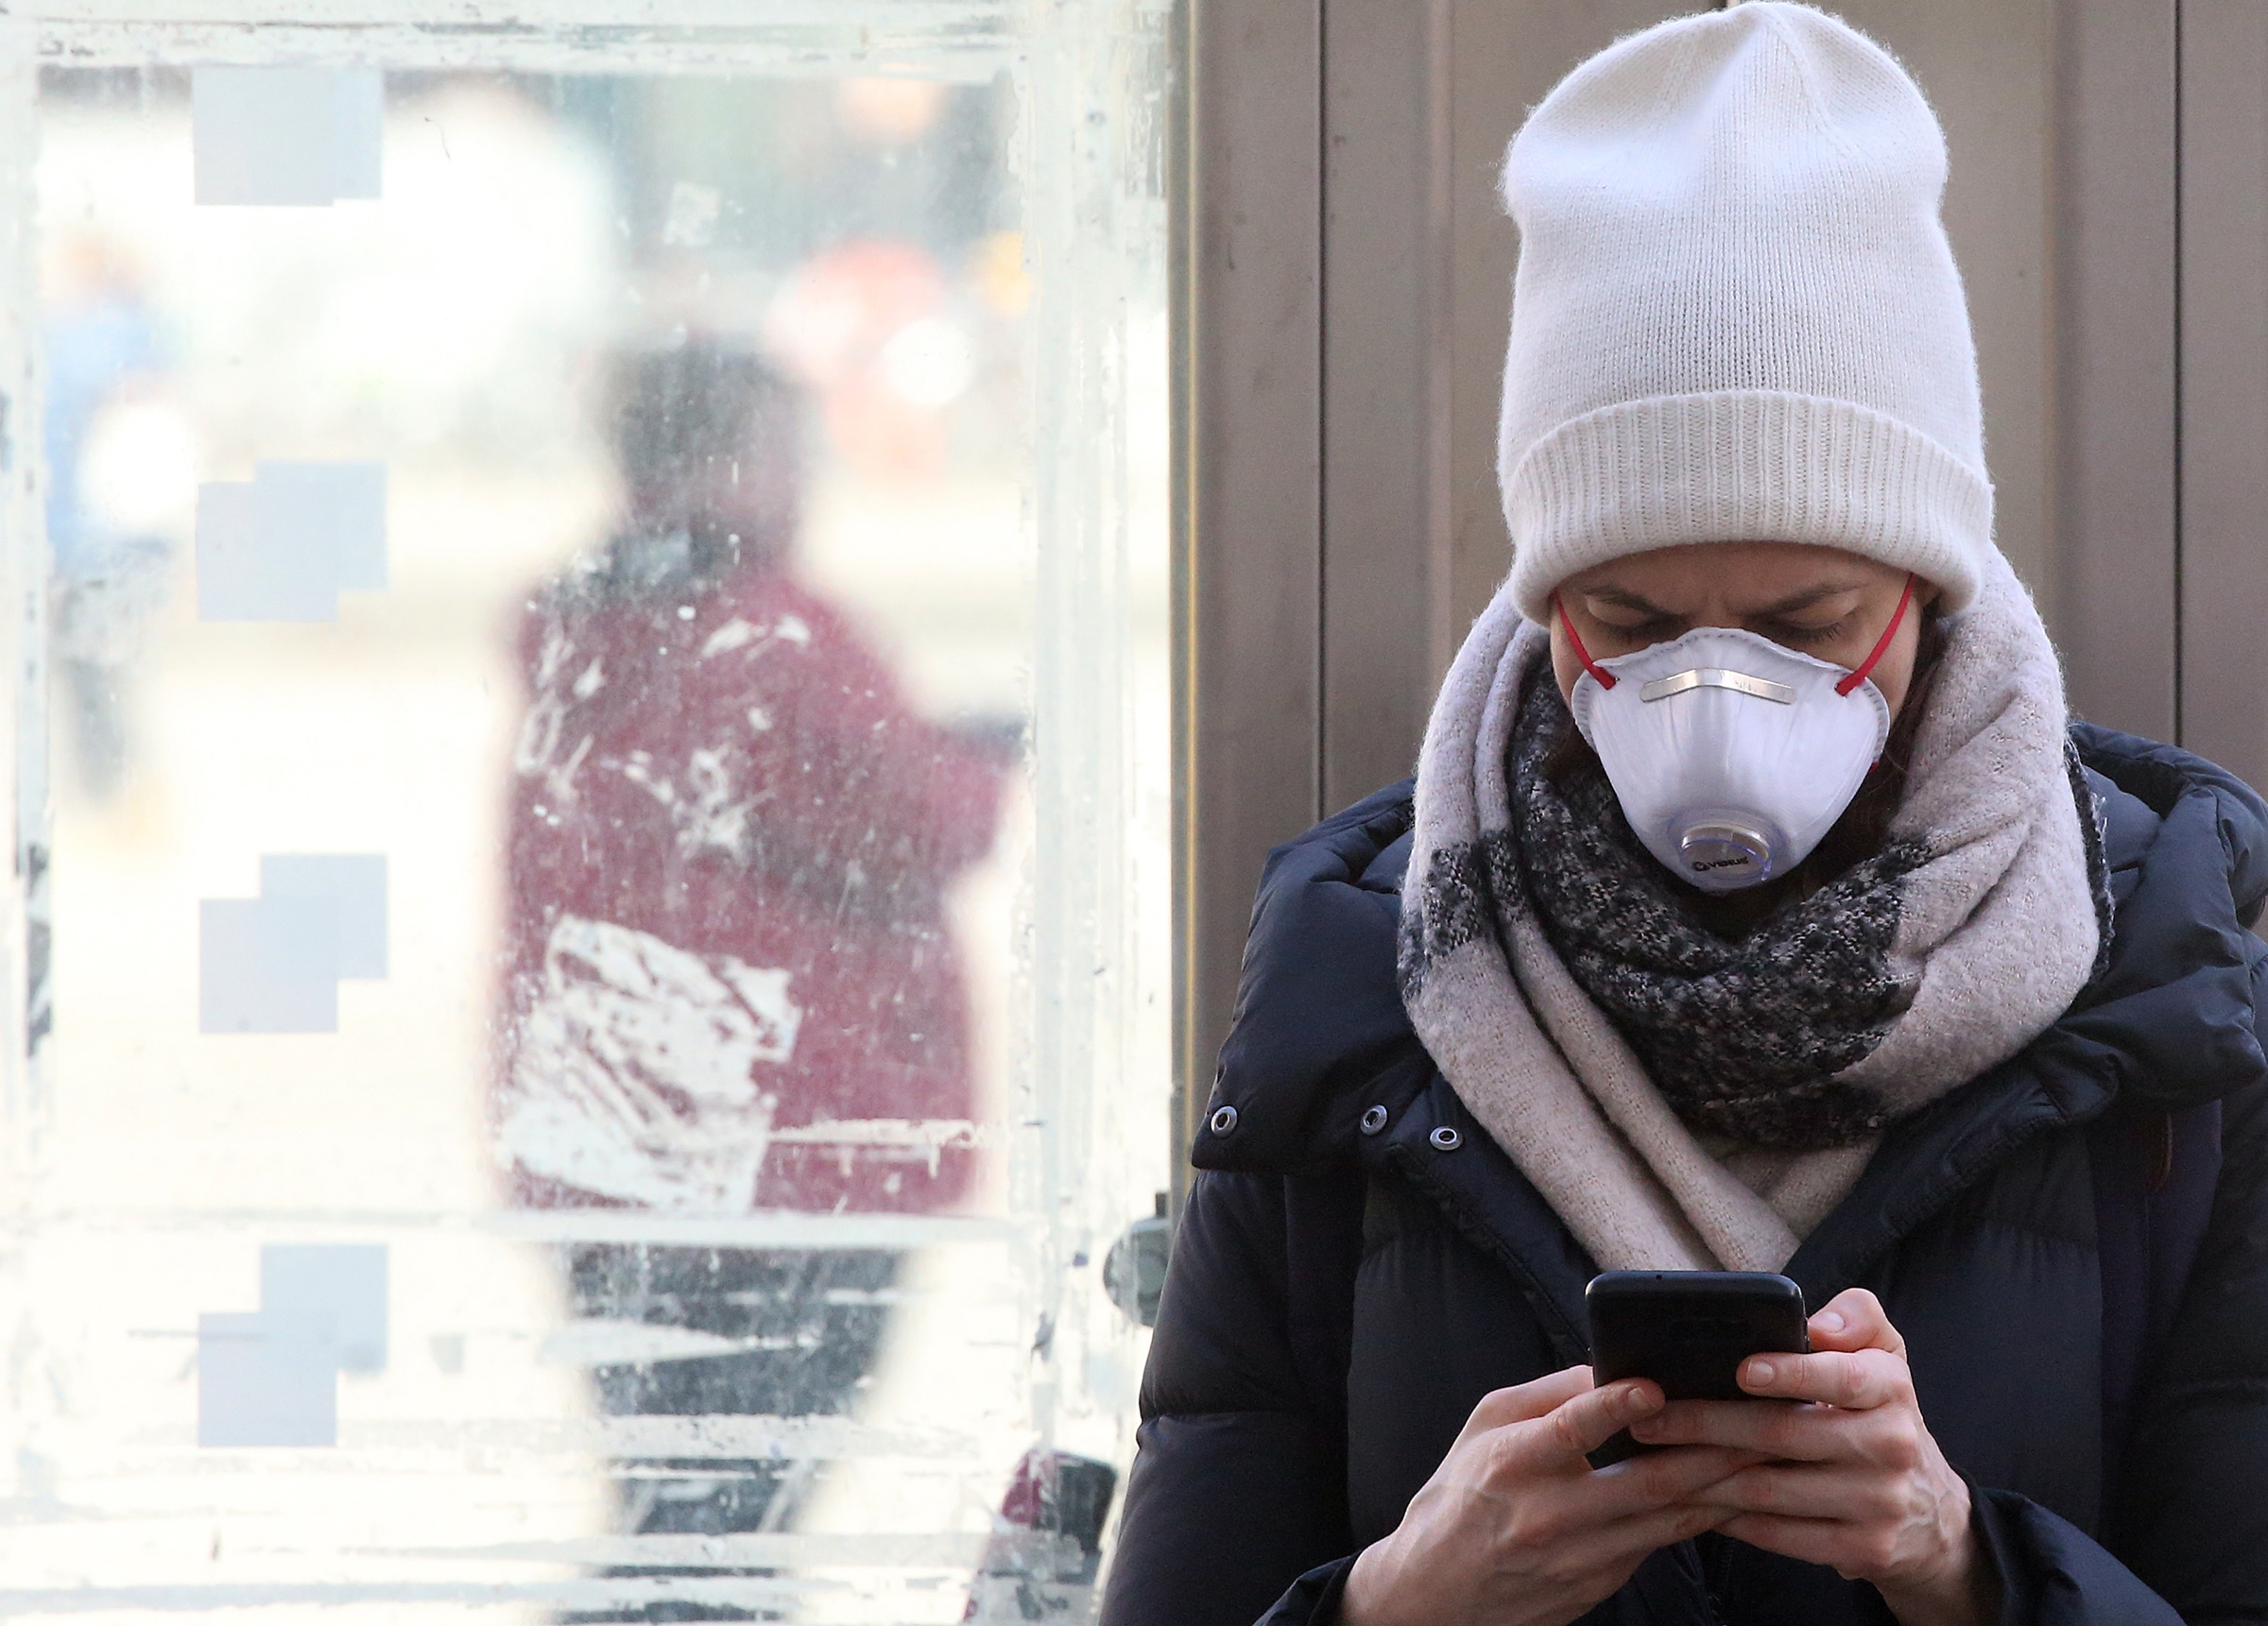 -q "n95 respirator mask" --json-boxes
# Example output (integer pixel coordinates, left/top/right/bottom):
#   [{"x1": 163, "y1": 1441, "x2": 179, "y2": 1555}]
[{"x1": 1556, "y1": 578, "x2": 1914, "y2": 894}]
